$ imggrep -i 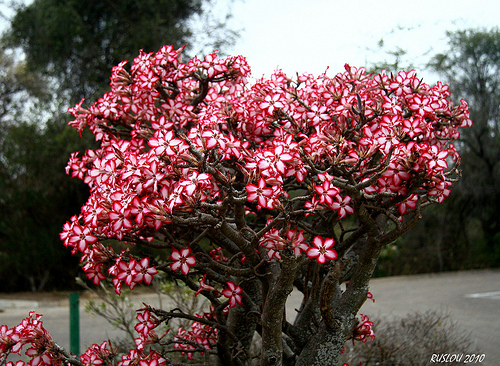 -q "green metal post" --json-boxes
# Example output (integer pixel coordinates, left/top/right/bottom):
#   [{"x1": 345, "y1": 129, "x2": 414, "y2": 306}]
[{"x1": 69, "y1": 292, "x2": 80, "y2": 355}]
